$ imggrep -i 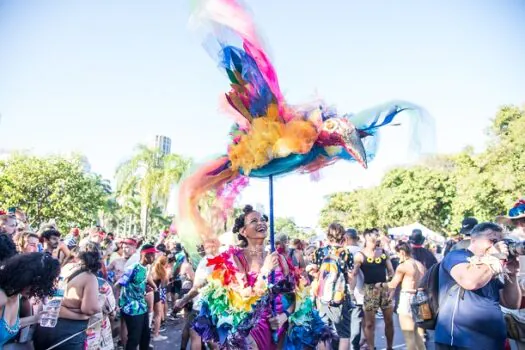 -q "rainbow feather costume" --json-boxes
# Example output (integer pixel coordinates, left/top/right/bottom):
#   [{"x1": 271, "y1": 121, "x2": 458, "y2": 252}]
[
  {"x1": 193, "y1": 246, "x2": 334, "y2": 349},
  {"x1": 177, "y1": 0, "x2": 433, "y2": 255}
]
